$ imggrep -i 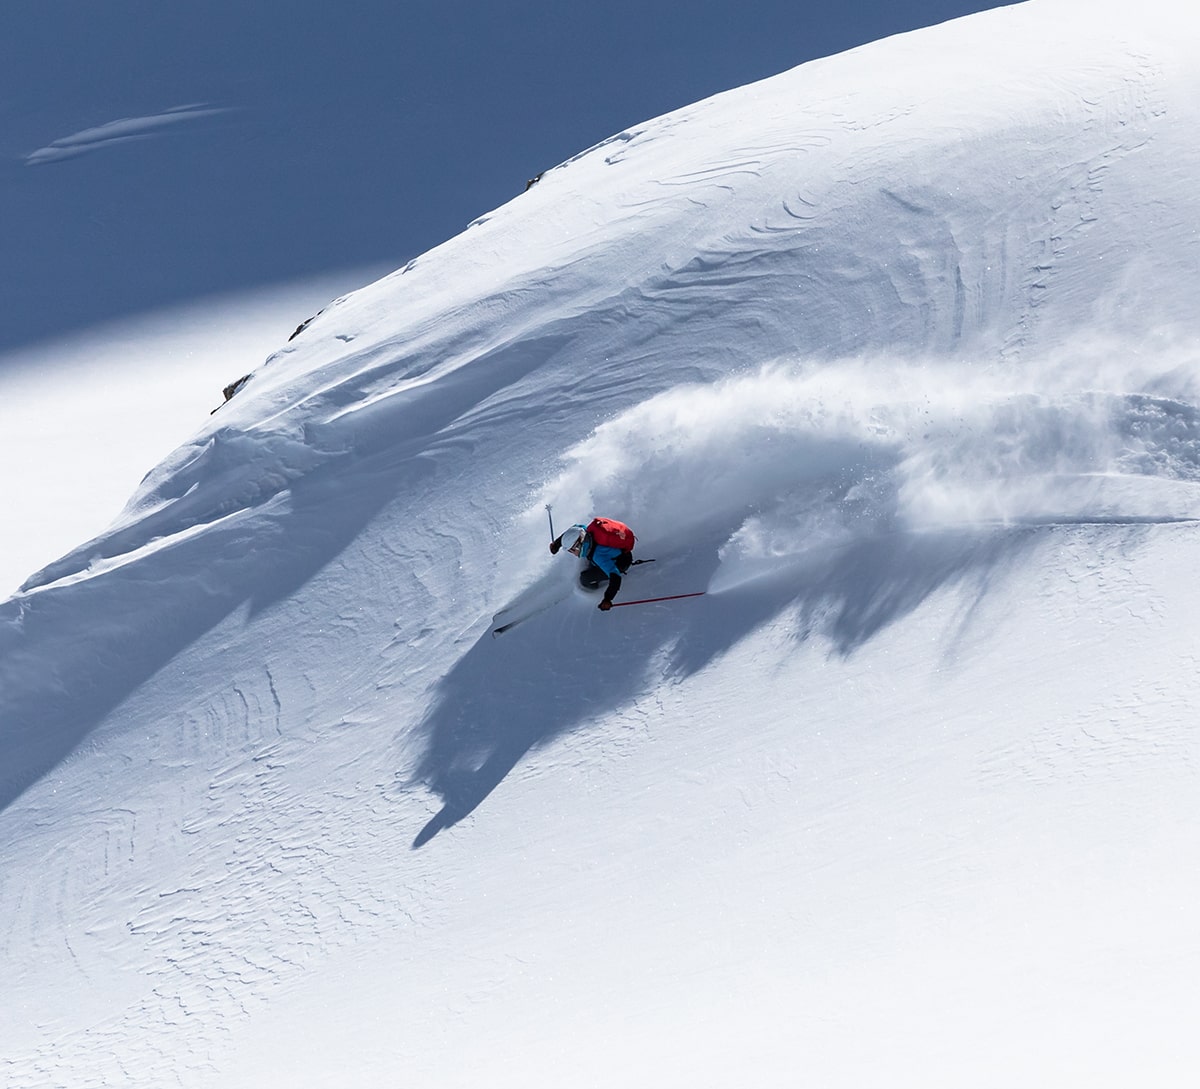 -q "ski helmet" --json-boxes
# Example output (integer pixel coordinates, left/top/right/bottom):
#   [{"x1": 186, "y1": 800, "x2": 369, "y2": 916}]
[{"x1": 562, "y1": 524, "x2": 587, "y2": 556}]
